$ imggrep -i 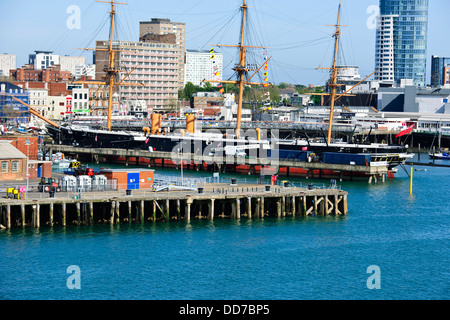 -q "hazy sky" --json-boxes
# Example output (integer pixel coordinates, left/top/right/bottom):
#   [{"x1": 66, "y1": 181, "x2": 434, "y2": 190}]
[{"x1": 1, "y1": 0, "x2": 449, "y2": 86}]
